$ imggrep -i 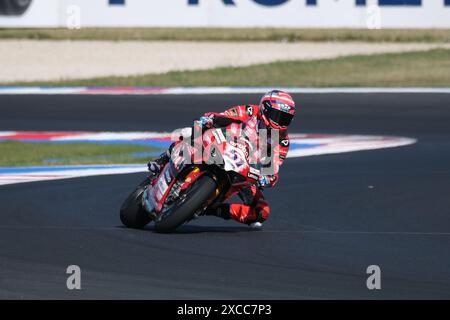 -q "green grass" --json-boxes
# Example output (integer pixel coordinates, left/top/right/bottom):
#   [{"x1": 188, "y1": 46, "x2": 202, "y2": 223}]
[
  {"x1": 0, "y1": 141, "x2": 158, "y2": 167},
  {"x1": 1, "y1": 28, "x2": 450, "y2": 43},
  {"x1": 19, "y1": 49, "x2": 450, "y2": 87}
]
